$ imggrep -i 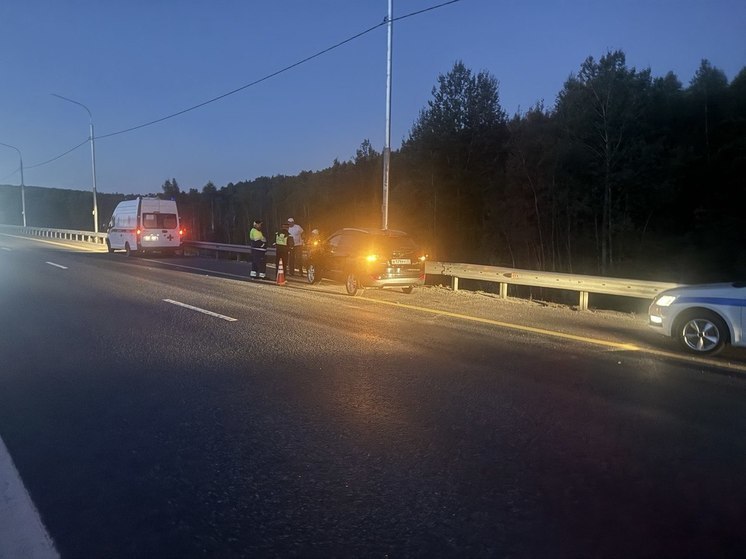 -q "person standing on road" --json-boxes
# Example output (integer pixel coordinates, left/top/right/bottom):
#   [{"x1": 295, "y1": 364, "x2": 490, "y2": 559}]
[
  {"x1": 287, "y1": 217, "x2": 304, "y2": 276},
  {"x1": 249, "y1": 219, "x2": 267, "y2": 279},
  {"x1": 274, "y1": 222, "x2": 293, "y2": 276}
]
